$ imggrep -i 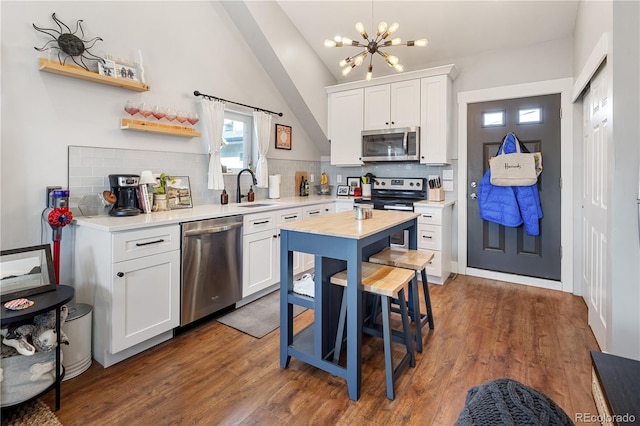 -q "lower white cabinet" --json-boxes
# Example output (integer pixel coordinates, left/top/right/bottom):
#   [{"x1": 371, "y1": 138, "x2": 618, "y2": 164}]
[
  {"x1": 73, "y1": 224, "x2": 181, "y2": 367},
  {"x1": 414, "y1": 203, "x2": 453, "y2": 284},
  {"x1": 334, "y1": 199, "x2": 354, "y2": 213},
  {"x1": 111, "y1": 250, "x2": 180, "y2": 353},
  {"x1": 243, "y1": 211, "x2": 278, "y2": 297}
]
